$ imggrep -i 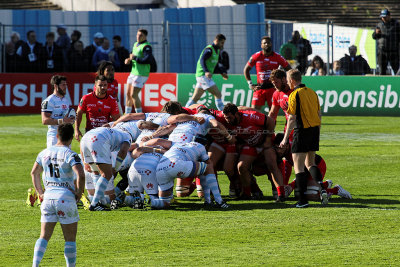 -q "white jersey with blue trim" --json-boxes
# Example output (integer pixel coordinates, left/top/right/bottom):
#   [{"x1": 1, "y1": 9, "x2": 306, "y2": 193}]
[
  {"x1": 36, "y1": 145, "x2": 82, "y2": 200},
  {"x1": 41, "y1": 94, "x2": 70, "y2": 137},
  {"x1": 87, "y1": 127, "x2": 132, "y2": 152},
  {"x1": 168, "y1": 113, "x2": 214, "y2": 143},
  {"x1": 163, "y1": 142, "x2": 209, "y2": 162},
  {"x1": 113, "y1": 120, "x2": 141, "y2": 142},
  {"x1": 136, "y1": 112, "x2": 171, "y2": 143},
  {"x1": 133, "y1": 151, "x2": 163, "y2": 171}
]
